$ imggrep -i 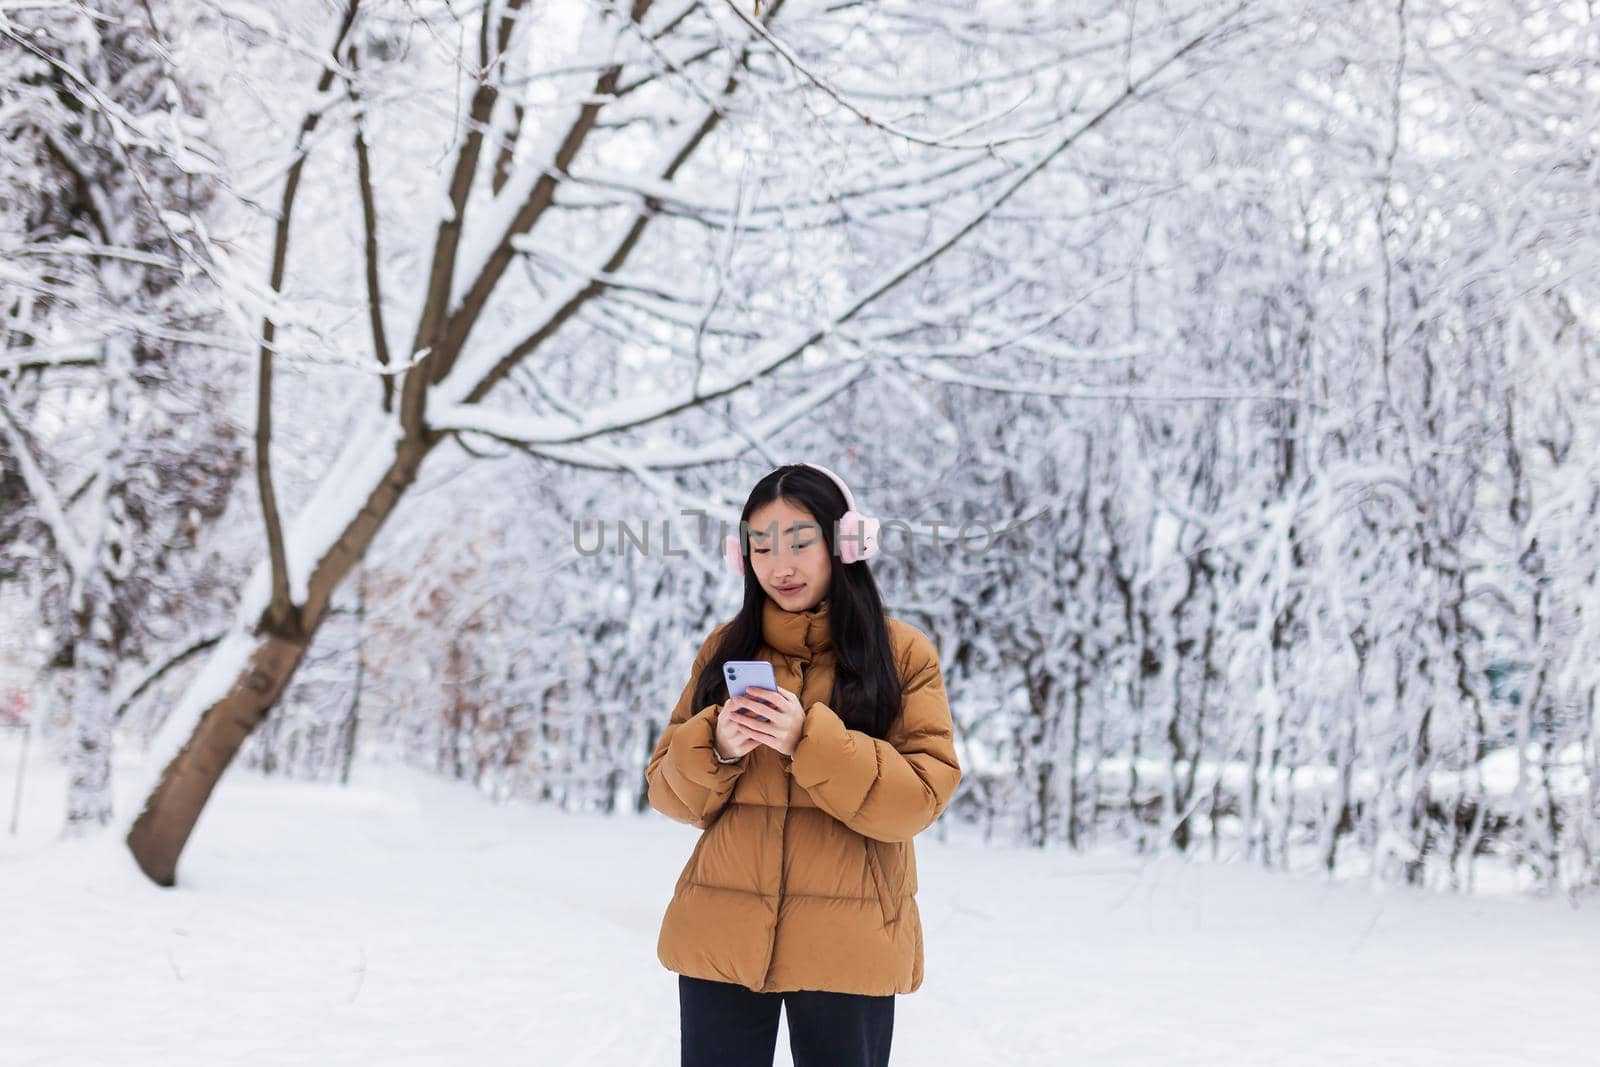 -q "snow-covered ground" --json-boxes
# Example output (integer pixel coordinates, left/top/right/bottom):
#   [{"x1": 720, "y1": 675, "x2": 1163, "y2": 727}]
[{"x1": 3, "y1": 733, "x2": 1596, "y2": 1066}]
